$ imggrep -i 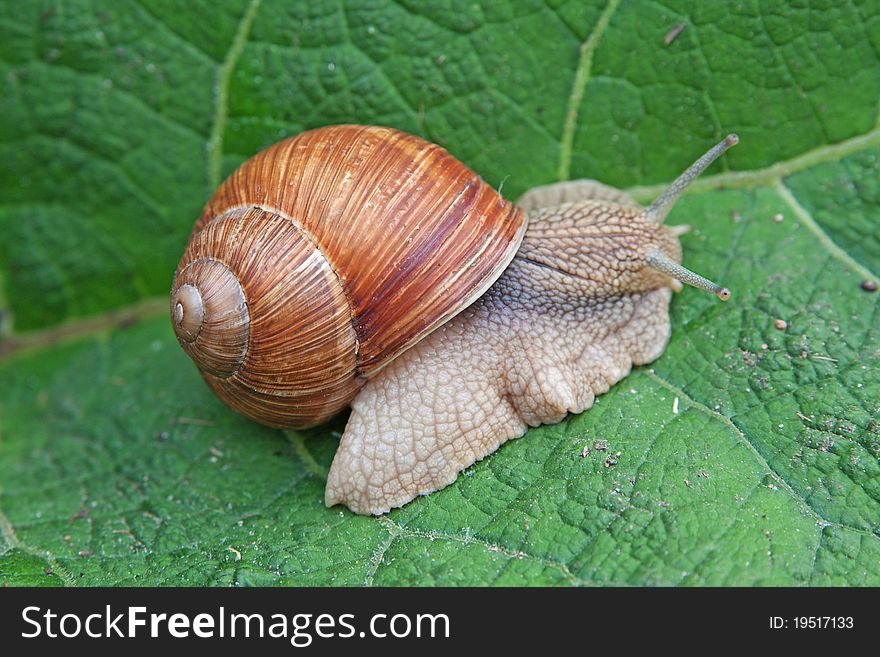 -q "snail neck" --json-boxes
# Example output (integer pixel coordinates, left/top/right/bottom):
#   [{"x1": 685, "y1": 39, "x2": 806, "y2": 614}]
[{"x1": 495, "y1": 201, "x2": 677, "y2": 319}]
